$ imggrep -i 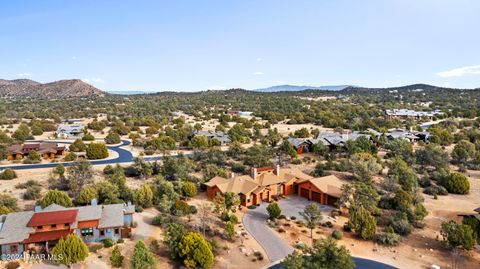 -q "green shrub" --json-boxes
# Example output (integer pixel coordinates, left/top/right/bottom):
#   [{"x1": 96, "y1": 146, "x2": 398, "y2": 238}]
[
  {"x1": 86, "y1": 143, "x2": 109, "y2": 160},
  {"x1": 343, "y1": 222, "x2": 352, "y2": 232},
  {"x1": 24, "y1": 185, "x2": 41, "y2": 200},
  {"x1": 102, "y1": 238, "x2": 114, "y2": 248},
  {"x1": 110, "y1": 245, "x2": 124, "y2": 267},
  {"x1": 267, "y1": 202, "x2": 281, "y2": 219},
  {"x1": 424, "y1": 185, "x2": 448, "y2": 196},
  {"x1": 0, "y1": 168, "x2": 17, "y2": 180},
  {"x1": 441, "y1": 173, "x2": 470, "y2": 194},
  {"x1": 375, "y1": 232, "x2": 401, "y2": 246},
  {"x1": 64, "y1": 152, "x2": 78, "y2": 161},
  {"x1": 391, "y1": 218, "x2": 412, "y2": 236},
  {"x1": 247, "y1": 205, "x2": 256, "y2": 209},
  {"x1": 332, "y1": 230, "x2": 343, "y2": 240}
]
